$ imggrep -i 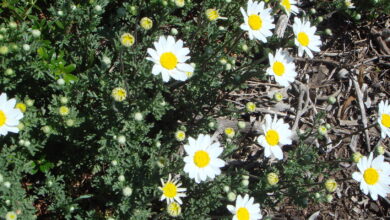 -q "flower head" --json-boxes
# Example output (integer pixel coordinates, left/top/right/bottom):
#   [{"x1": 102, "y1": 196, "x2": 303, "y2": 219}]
[
  {"x1": 58, "y1": 106, "x2": 70, "y2": 116},
  {"x1": 352, "y1": 152, "x2": 363, "y2": 163},
  {"x1": 378, "y1": 100, "x2": 390, "y2": 139},
  {"x1": 0, "y1": 93, "x2": 24, "y2": 136},
  {"x1": 227, "y1": 194, "x2": 263, "y2": 220},
  {"x1": 147, "y1": 36, "x2": 194, "y2": 82},
  {"x1": 5, "y1": 211, "x2": 17, "y2": 220},
  {"x1": 175, "y1": 0, "x2": 185, "y2": 7},
  {"x1": 292, "y1": 17, "x2": 321, "y2": 58},
  {"x1": 267, "y1": 172, "x2": 279, "y2": 185},
  {"x1": 205, "y1": 9, "x2": 227, "y2": 21},
  {"x1": 159, "y1": 174, "x2": 186, "y2": 204},
  {"x1": 246, "y1": 102, "x2": 256, "y2": 112},
  {"x1": 324, "y1": 178, "x2": 337, "y2": 193},
  {"x1": 183, "y1": 134, "x2": 226, "y2": 183},
  {"x1": 167, "y1": 202, "x2": 181, "y2": 217},
  {"x1": 352, "y1": 153, "x2": 390, "y2": 200},
  {"x1": 224, "y1": 127, "x2": 235, "y2": 138},
  {"x1": 120, "y1": 33, "x2": 135, "y2": 47},
  {"x1": 240, "y1": 0, "x2": 275, "y2": 42},
  {"x1": 111, "y1": 87, "x2": 127, "y2": 102},
  {"x1": 140, "y1": 17, "x2": 153, "y2": 30},
  {"x1": 279, "y1": 0, "x2": 299, "y2": 16},
  {"x1": 266, "y1": 49, "x2": 297, "y2": 87},
  {"x1": 257, "y1": 114, "x2": 292, "y2": 160},
  {"x1": 175, "y1": 130, "x2": 186, "y2": 141}
]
